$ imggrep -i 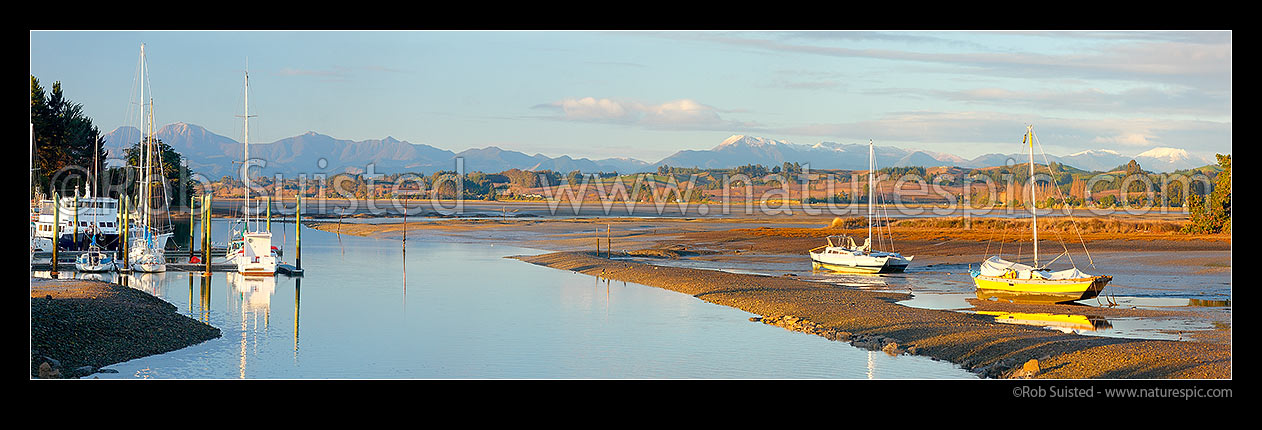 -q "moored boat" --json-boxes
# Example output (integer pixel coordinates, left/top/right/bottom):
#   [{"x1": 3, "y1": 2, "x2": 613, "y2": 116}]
[
  {"x1": 809, "y1": 139, "x2": 913, "y2": 274},
  {"x1": 970, "y1": 126, "x2": 1110, "y2": 303},
  {"x1": 223, "y1": 68, "x2": 278, "y2": 276}
]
